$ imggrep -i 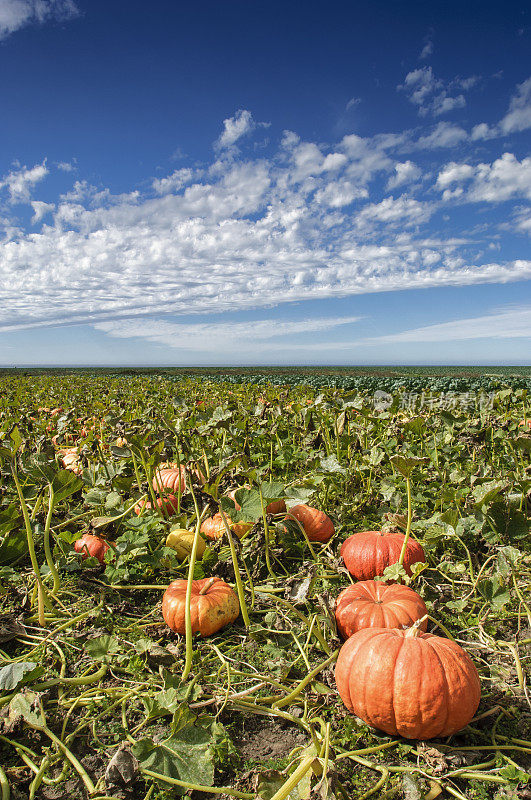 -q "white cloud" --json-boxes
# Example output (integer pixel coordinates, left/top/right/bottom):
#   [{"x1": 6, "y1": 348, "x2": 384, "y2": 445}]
[
  {"x1": 437, "y1": 153, "x2": 531, "y2": 203},
  {"x1": 56, "y1": 161, "x2": 75, "y2": 172},
  {"x1": 386, "y1": 161, "x2": 422, "y2": 190},
  {"x1": 500, "y1": 77, "x2": 531, "y2": 134},
  {"x1": 367, "y1": 306, "x2": 531, "y2": 343},
  {"x1": 152, "y1": 168, "x2": 194, "y2": 195},
  {"x1": 398, "y1": 66, "x2": 473, "y2": 117},
  {"x1": 0, "y1": 116, "x2": 530, "y2": 334},
  {"x1": 215, "y1": 109, "x2": 269, "y2": 150},
  {"x1": 436, "y1": 162, "x2": 475, "y2": 189},
  {"x1": 314, "y1": 180, "x2": 367, "y2": 208},
  {"x1": 470, "y1": 77, "x2": 531, "y2": 140},
  {"x1": 95, "y1": 315, "x2": 363, "y2": 351},
  {"x1": 513, "y1": 208, "x2": 531, "y2": 236},
  {"x1": 355, "y1": 196, "x2": 434, "y2": 230},
  {"x1": 0, "y1": 161, "x2": 48, "y2": 204},
  {"x1": 0, "y1": 0, "x2": 78, "y2": 39},
  {"x1": 31, "y1": 200, "x2": 54, "y2": 223},
  {"x1": 470, "y1": 122, "x2": 495, "y2": 141},
  {"x1": 346, "y1": 97, "x2": 361, "y2": 111},
  {"x1": 415, "y1": 122, "x2": 468, "y2": 149},
  {"x1": 419, "y1": 40, "x2": 433, "y2": 60}
]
